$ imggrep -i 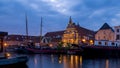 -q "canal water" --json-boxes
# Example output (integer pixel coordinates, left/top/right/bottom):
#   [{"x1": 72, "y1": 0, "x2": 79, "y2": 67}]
[{"x1": 2, "y1": 54, "x2": 120, "y2": 68}]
